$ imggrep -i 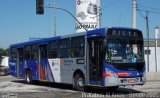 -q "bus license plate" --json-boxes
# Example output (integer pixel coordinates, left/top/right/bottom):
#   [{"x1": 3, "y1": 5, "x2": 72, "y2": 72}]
[{"x1": 128, "y1": 78, "x2": 139, "y2": 83}]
